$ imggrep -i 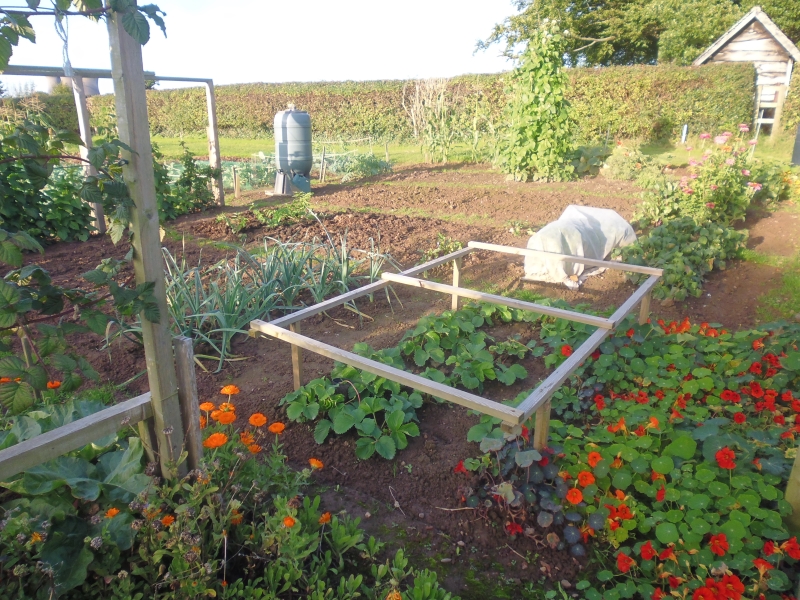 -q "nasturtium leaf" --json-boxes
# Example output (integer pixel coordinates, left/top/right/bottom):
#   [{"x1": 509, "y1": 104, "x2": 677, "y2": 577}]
[
  {"x1": 480, "y1": 437, "x2": 504, "y2": 453},
  {"x1": 651, "y1": 456, "x2": 674, "y2": 475},
  {"x1": 690, "y1": 518, "x2": 711, "y2": 535},
  {"x1": 729, "y1": 475, "x2": 752, "y2": 489},
  {"x1": 662, "y1": 436, "x2": 697, "y2": 460},
  {"x1": 708, "y1": 481, "x2": 729, "y2": 497},
  {"x1": 694, "y1": 469, "x2": 717, "y2": 483},
  {"x1": 612, "y1": 470, "x2": 632, "y2": 490},
  {"x1": 720, "y1": 519, "x2": 746, "y2": 540},
  {"x1": 655, "y1": 522, "x2": 679, "y2": 544},
  {"x1": 687, "y1": 494, "x2": 711, "y2": 510},
  {"x1": 515, "y1": 449, "x2": 542, "y2": 468}
]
